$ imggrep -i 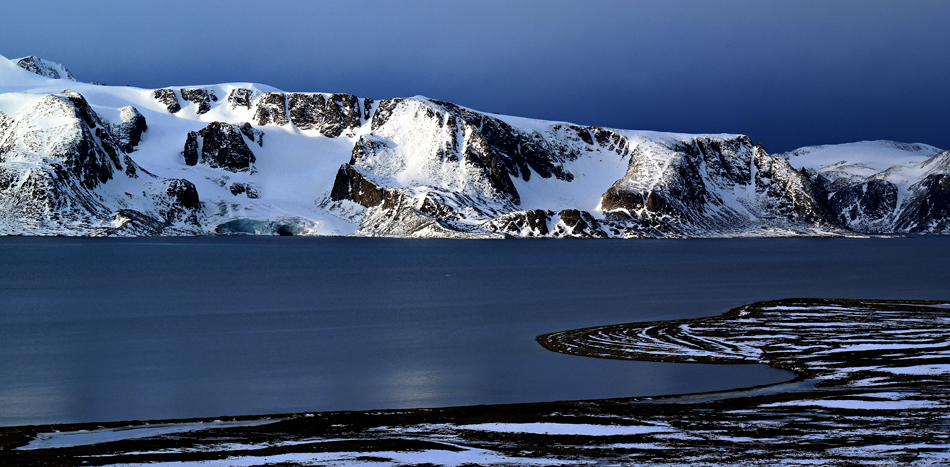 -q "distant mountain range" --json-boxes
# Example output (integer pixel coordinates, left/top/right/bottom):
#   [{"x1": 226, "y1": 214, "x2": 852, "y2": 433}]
[{"x1": 0, "y1": 54, "x2": 946, "y2": 237}]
